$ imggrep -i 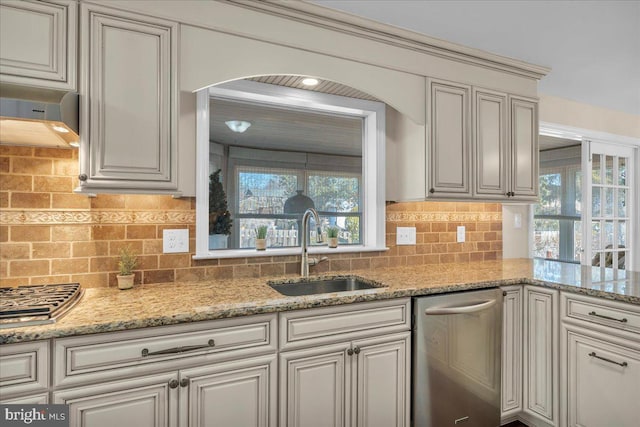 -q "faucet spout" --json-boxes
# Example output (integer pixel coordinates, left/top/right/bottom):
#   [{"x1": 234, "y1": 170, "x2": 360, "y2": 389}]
[{"x1": 301, "y1": 208, "x2": 322, "y2": 277}]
